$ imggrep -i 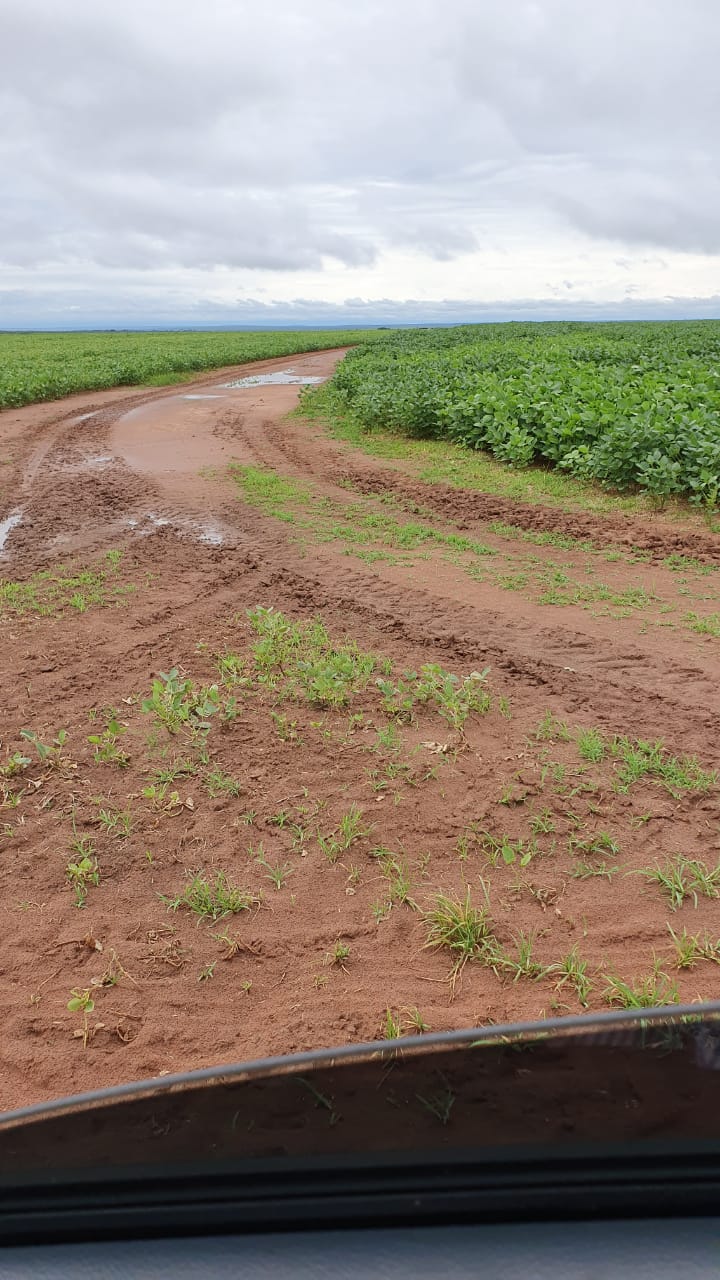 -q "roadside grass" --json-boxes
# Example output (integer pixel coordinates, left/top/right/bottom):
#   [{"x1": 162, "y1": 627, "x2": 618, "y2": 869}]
[
  {"x1": 229, "y1": 462, "x2": 495, "y2": 568},
  {"x1": 667, "y1": 926, "x2": 720, "y2": 968},
  {"x1": 0, "y1": 550, "x2": 135, "y2": 618},
  {"x1": 602, "y1": 963, "x2": 680, "y2": 1009},
  {"x1": 564, "y1": 729, "x2": 717, "y2": 797},
  {"x1": 163, "y1": 871, "x2": 261, "y2": 921},
  {"x1": 635, "y1": 855, "x2": 720, "y2": 911},
  {"x1": 423, "y1": 884, "x2": 501, "y2": 988},
  {"x1": 229, "y1": 462, "x2": 720, "y2": 635},
  {"x1": 549, "y1": 946, "x2": 593, "y2": 1008},
  {"x1": 683, "y1": 611, "x2": 720, "y2": 637}
]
